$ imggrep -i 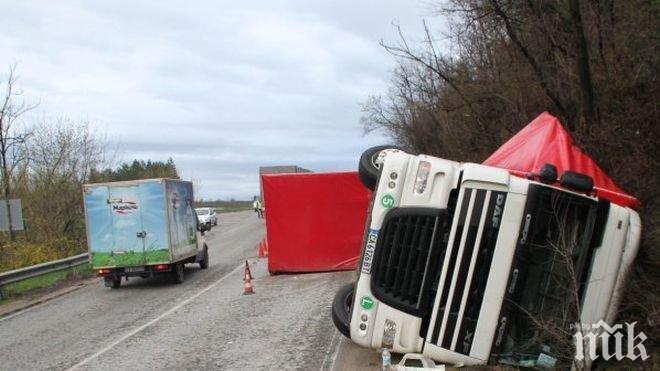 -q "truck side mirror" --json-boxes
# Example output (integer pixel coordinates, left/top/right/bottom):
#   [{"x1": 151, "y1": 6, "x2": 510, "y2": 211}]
[
  {"x1": 539, "y1": 163, "x2": 558, "y2": 184},
  {"x1": 560, "y1": 171, "x2": 594, "y2": 193}
]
